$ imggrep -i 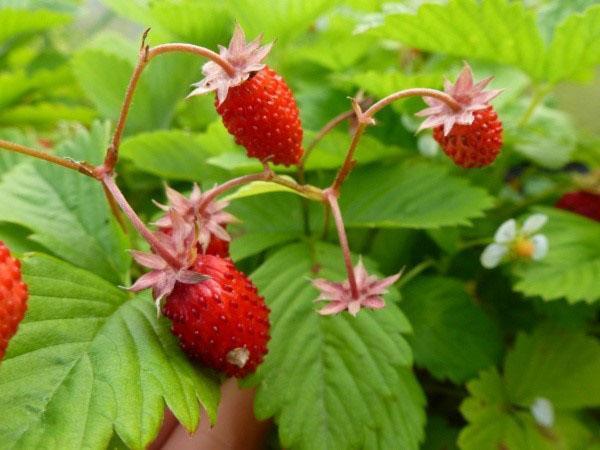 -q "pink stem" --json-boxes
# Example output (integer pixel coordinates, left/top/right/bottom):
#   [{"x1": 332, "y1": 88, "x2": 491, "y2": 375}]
[
  {"x1": 102, "y1": 175, "x2": 182, "y2": 269},
  {"x1": 325, "y1": 190, "x2": 359, "y2": 299}
]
